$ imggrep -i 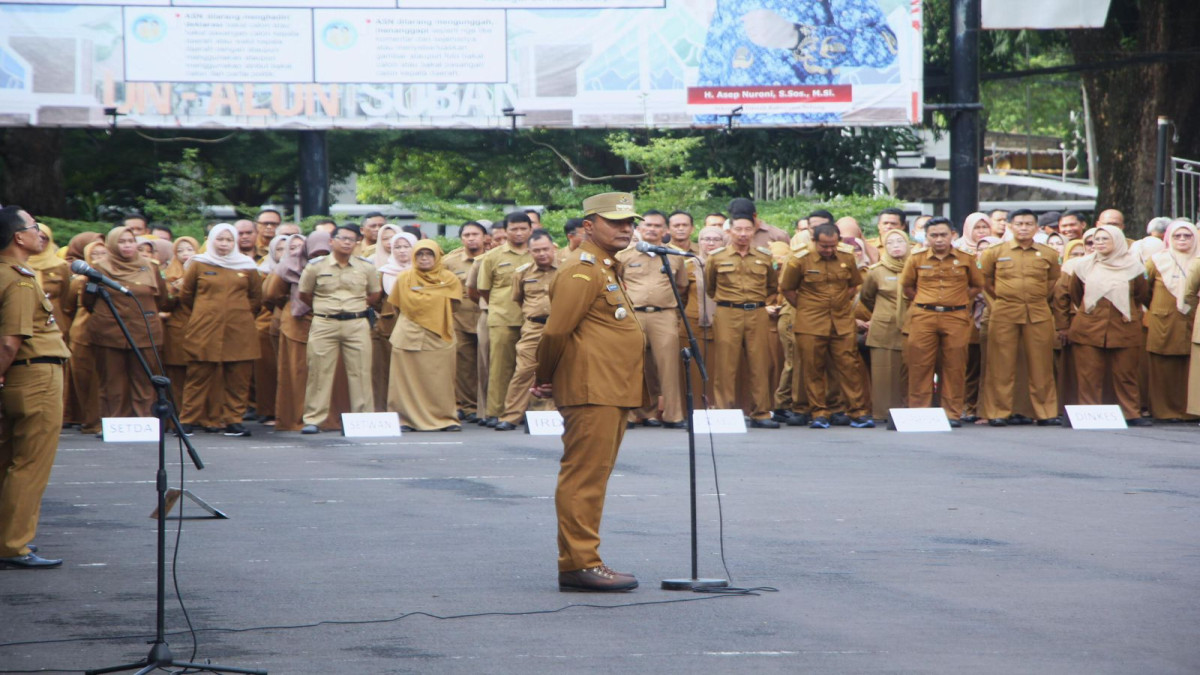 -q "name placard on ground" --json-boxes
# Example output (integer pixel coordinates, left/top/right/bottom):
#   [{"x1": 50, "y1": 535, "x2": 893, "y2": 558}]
[
  {"x1": 1065, "y1": 405, "x2": 1127, "y2": 430},
  {"x1": 889, "y1": 408, "x2": 953, "y2": 432},
  {"x1": 102, "y1": 417, "x2": 159, "y2": 442},
  {"x1": 341, "y1": 412, "x2": 402, "y2": 437},
  {"x1": 526, "y1": 411, "x2": 565, "y2": 436},
  {"x1": 692, "y1": 409, "x2": 747, "y2": 434}
]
